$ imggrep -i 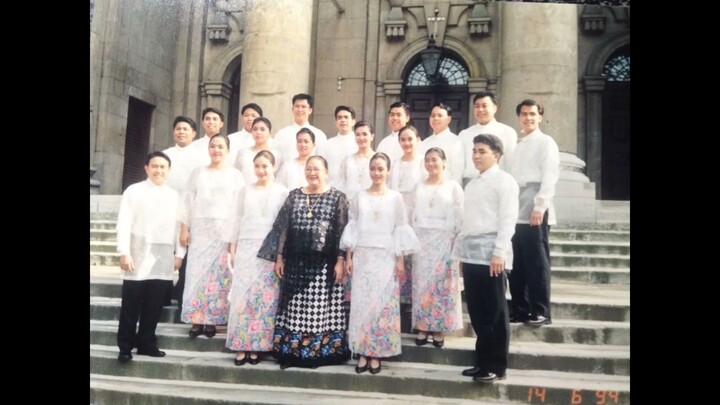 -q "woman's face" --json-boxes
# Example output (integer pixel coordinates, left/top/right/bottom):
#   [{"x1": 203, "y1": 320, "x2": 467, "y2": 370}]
[
  {"x1": 252, "y1": 122, "x2": 271, "y2": 145},
  {"x1": 296, "y1": 133, "x2": 315, "y2": 158},
  {"x1": 253, "y1": 155, "x2": 274, "y2": 183},
  {"x1": 354, "y1": 124, "x2": 374, "y2": 149},
  {"x1": 369, "y1": 157, "x2": 389, "y2": 186},
  {"x1": 208, "y1": 136, "x2": 229, "y2": 164},
  {"x1": 424, "y1": 151, "x2": 445, "y2": 177},
  {"x1": 304, "y1": 158, "x2": 327, "y2": 188},
  {"x1": 398, "y1": 129, "x2": 418, "y2": 155}
]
